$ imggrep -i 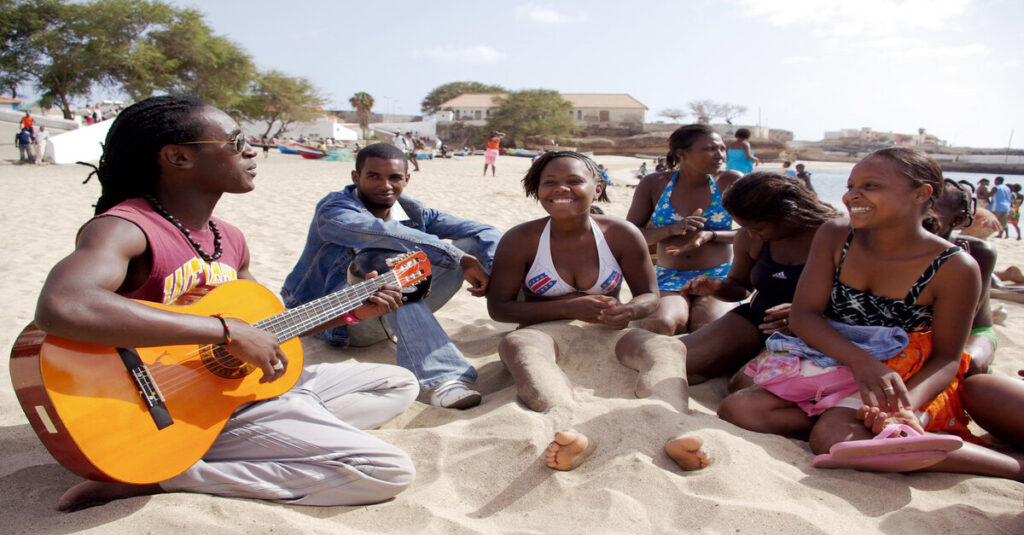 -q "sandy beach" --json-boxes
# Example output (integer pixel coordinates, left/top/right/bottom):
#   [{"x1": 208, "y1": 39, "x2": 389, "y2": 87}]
[{"x1": 1, "y1": 152, "x2": 1023, "y2": 534}]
